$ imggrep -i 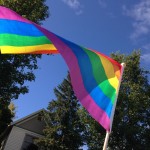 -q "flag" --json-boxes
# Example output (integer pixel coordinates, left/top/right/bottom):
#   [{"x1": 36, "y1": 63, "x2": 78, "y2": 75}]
[
  {"x1": 48, "y1": 35, "x2": 123, "y2": 131},
  {"x1": 0, "y1": 6, "x2": 58, "y2": 54},
  {"x1": 0, "y1": 6, "x2": 123, "y2": 131}
]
